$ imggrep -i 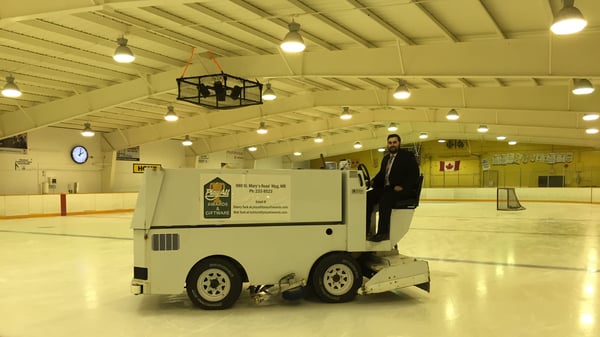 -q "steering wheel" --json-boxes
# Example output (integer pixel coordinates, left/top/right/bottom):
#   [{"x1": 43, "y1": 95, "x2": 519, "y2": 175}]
[{"x1": 357, "y1": 163, "x2": 371, "y2": 189}]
